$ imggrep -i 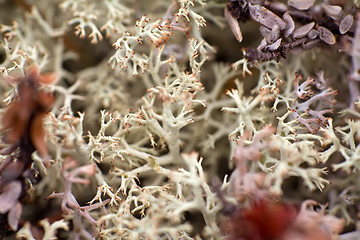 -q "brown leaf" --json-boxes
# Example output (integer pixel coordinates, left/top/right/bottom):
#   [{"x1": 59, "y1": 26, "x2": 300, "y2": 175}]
[
  {"x1": 2, "y1": 80, "x2": 37, "y2": 143},
  {"x1": 265, "y1": 38, "x2": 282, "y2": 51},
  {"x1": 317, "y1": 26, "x2": 336, "y2": 45},
  {"x1": 30, "y1": 114, "x2": 48, "y2": 158},
  {"x1": 248, "y1": 4, "x2": 286, "y2": 30},
  {"x1": 260, "y1": 25, "x2": 280, "y2": 44},
  {"x1": 307, "y1": 29, "x2": 318, "y2": 39},
  {"x1": 283, "y1": 12, "x2": 295, "y2": 38},
  {"x1": 1, "y1": 68, "x2": 54, "y2": 155},
  {"x1": 257, "y1": 38, "x2": 267, "y2": 51},
  {"x1": 340, "y1": 14, "x2": 353, "y2": 34},
  {"x1": 322, "y1": 5, "x2": 342, "y2": 20},
  {"x1": 36, "y1": 92, "x2": 55, "y2": 111},
  {"x1": 38, "y1": 73, "x2": 56, "y2": 84},
  {"x1": 1, "y1": 102, "x2": 28, "y2": 143},
  {"x1": 293, "y1": 22, "x2": 315, "y2": 39},
  {"x1": 288, "y1": 0, "x2": 315, "y2": 10},
  {"x1": 0, "y1": 181, "x2": 22, "y2": 214},
  {"x1": 7, "y1": 201, "x2": 23, "y2": 231},
  {"x1": 225, "y1": 8, "x2": 243, "y2": 42}
]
